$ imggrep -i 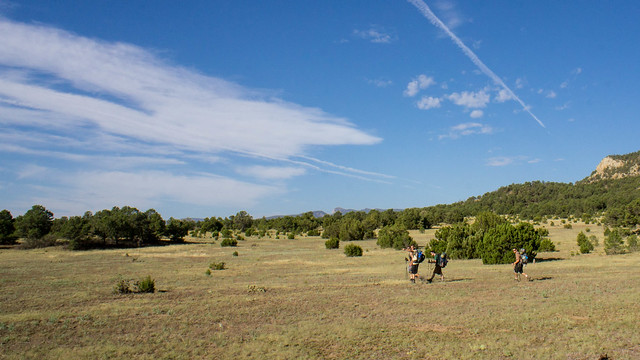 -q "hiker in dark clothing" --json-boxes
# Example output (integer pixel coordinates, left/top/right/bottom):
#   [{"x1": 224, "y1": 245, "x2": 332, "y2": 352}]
[
  {"x1": 513, "y1": 248, "x2": 530, "y2": 281},
  {"x1": 427, "y1": 251, "x2": 444, "y2": 283}
]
